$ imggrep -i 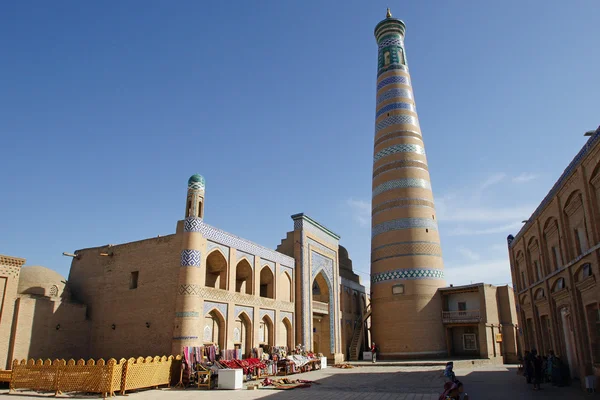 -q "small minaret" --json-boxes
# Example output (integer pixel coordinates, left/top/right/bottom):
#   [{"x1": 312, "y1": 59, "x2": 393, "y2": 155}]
[
  {"x1": 370, "y1": 10, "x2": 446, "y2": 359},
  {"x1": 185, "y1": 174, "x2": 205, "y2": 218},
  {"x1": 172, "y1": 174, "x2": 206, "y2": 355}
]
